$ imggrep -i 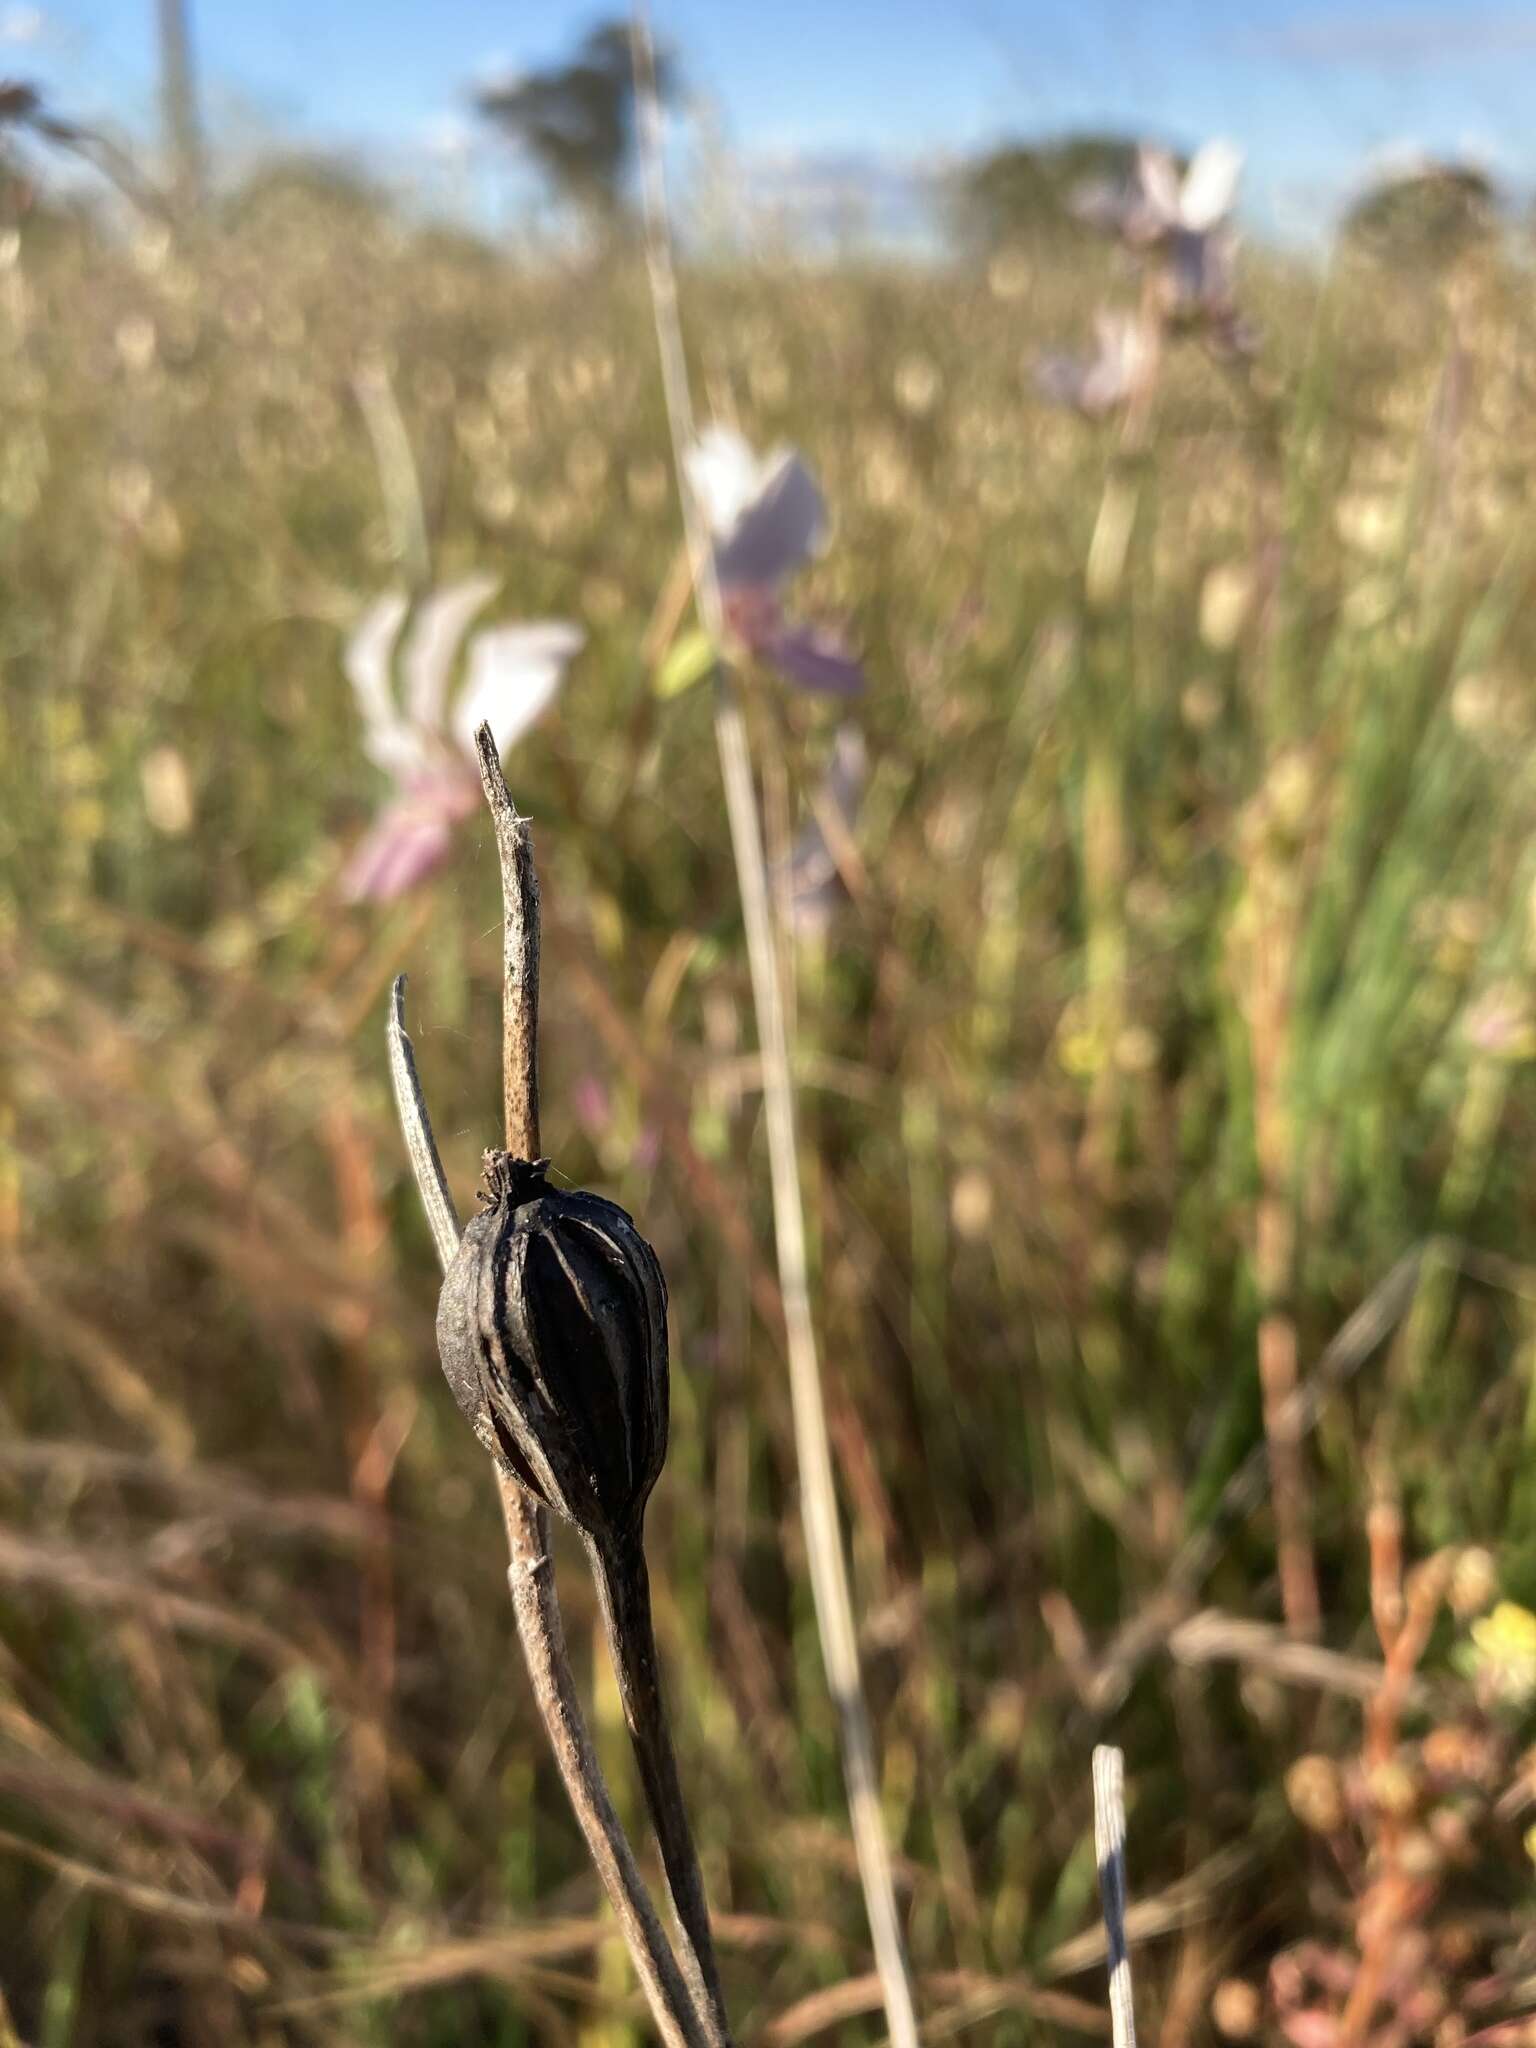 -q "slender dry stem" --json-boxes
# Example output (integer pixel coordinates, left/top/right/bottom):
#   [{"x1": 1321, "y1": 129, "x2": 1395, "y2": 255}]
[
  {"x1": 386, "y1": 977, "x2": 459, "y2": 1272},
  {"x1": 1244, "y1": 866, "x2": 1320, "y2": 1640},
  {"x1": 632, "y1": 22, "x2": 919, "y2": 2048},
  {"x1": 497, "y1": 1473, "x2": 708, "y2": 2048},
  {"x1": 387, "y1": 820, "x2": 708, "y2": 2048},
  {"x1": 473, "y1": 725, "x2": 731, "y2": 2048},
  {"x1": 1092, "y1": 1746, "x2": 1138, "y2": 2048},
  {"x1": 588, "y1": 1533, "x2": 732, "y2": 2041},
  {"x1": 473, "y1": 725, "x2": 542, "y2": 1160}
]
